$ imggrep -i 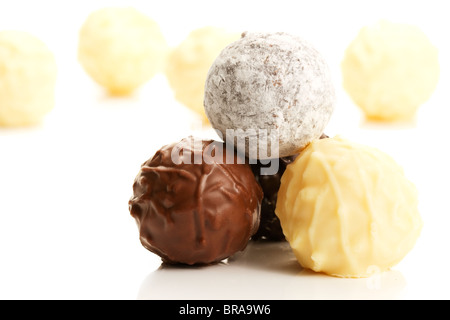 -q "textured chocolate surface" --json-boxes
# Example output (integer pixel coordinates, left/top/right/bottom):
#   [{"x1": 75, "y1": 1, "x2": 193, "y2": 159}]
[
  {"x1": 129, "y1": 137, "x2": 263, "y2": 265},
  {"x1": 251, "y1": 156, "x2": 296, "y2": 241}
]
